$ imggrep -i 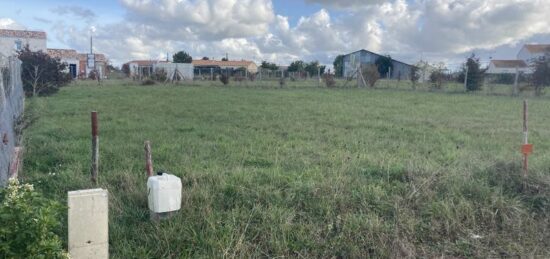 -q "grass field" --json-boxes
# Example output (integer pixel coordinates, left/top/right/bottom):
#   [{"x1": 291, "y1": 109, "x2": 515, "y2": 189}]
[{"x1": 22, "y1": 80, "x2": 549, "y2": 258}]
